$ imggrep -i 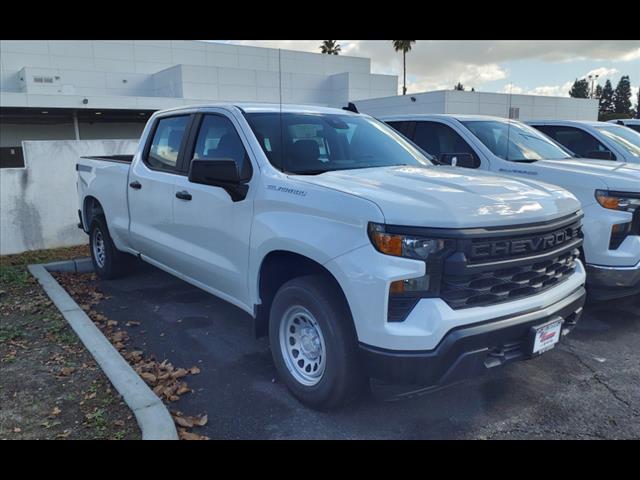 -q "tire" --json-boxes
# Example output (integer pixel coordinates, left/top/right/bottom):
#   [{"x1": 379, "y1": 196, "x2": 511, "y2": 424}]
[
  {"x1": 269, "y1": 274, "x2": 367, "y2": 409},
  {"x1": 89, "y1": 216, "x2": 128, "y2": 280}
]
